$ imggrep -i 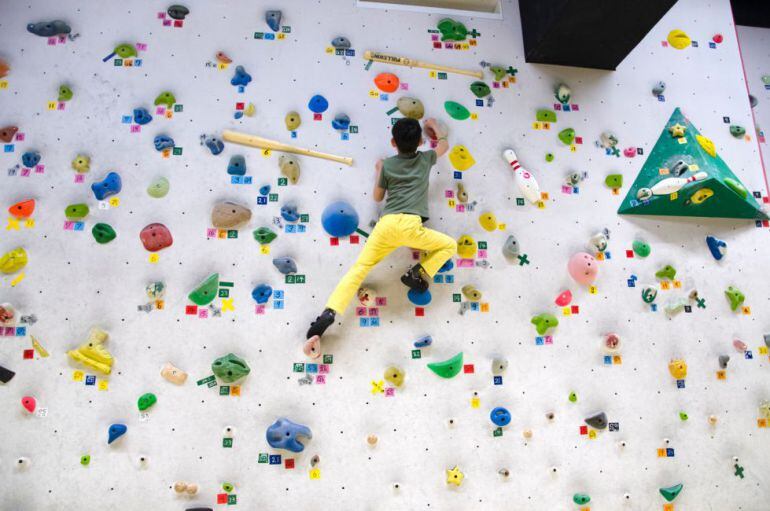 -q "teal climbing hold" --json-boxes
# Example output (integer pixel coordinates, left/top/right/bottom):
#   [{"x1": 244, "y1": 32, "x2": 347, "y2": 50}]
[
  {"x1": 659, "y1": 483, "x2": 683, "y2": 502},
  {"x1": 444, "y1": 101, "x2": 470, "y2": 121}
]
